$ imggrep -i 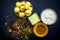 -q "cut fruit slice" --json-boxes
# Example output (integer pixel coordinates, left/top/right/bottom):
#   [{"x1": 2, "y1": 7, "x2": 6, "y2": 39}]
[{"x1": 33, "y1": 22, "x2": 48, "y2": 37}]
